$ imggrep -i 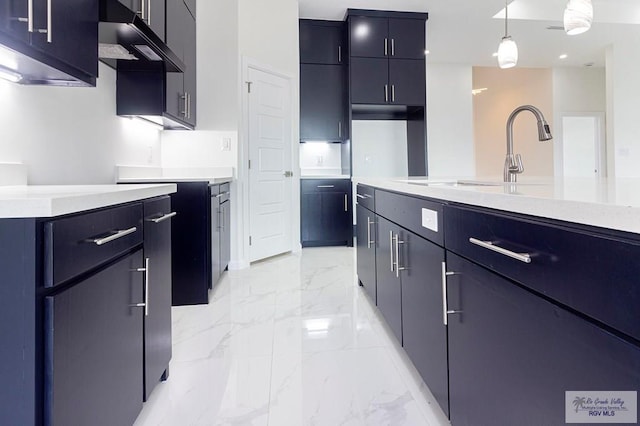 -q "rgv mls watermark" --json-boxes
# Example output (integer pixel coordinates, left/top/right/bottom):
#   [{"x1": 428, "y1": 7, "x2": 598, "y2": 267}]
[{"x1": 566, "y1": 391, "x2": 637, "y2": 423}]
